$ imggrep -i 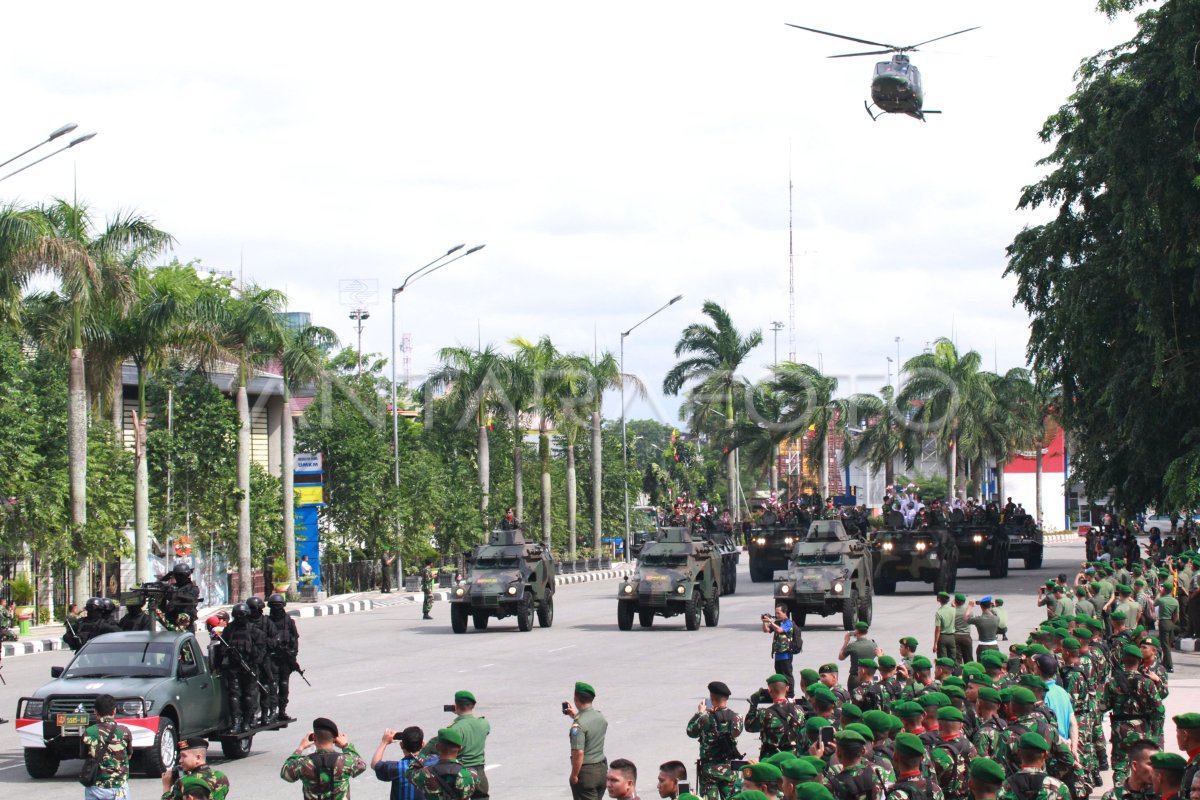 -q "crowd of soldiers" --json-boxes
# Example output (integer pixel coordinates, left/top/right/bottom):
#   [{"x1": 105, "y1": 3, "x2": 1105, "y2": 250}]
[{"x1": 678, "y1": 561, "x2": 1200, "y2": 800}]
